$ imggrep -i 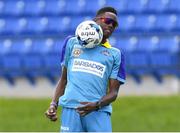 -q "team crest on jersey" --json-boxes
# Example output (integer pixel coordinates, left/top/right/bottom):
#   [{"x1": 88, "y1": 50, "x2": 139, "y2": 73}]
[
  {"x1": 101, "y1": 50, "x2": 110, "y2": 56},
  {"x1": 73, "y1": 48, "x2": 83, "y2": 57}
]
